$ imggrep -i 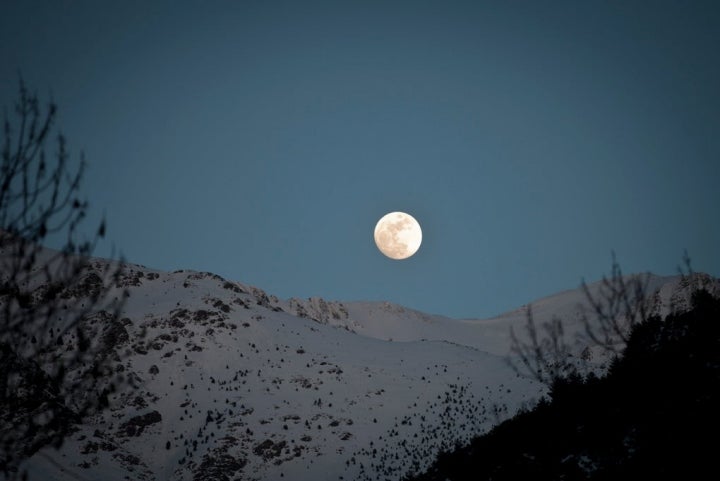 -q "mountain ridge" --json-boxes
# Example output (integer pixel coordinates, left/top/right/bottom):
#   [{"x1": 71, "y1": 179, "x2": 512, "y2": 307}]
[{"x1": 5, "y1": 244, "x2": 716, "y2": 480}]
